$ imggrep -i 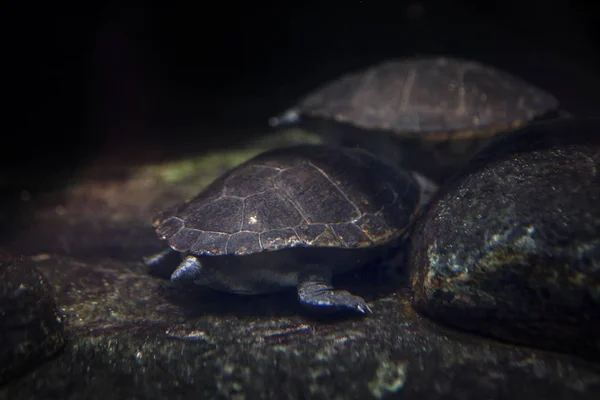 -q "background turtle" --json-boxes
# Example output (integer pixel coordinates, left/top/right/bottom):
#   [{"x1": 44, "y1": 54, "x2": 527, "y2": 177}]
[
  {"x1": 145, "y1": 144, "x2": 425, "y2": 314},
  {"x1": 269, "y1": 56, "x2": 561, "y2": 183}
]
